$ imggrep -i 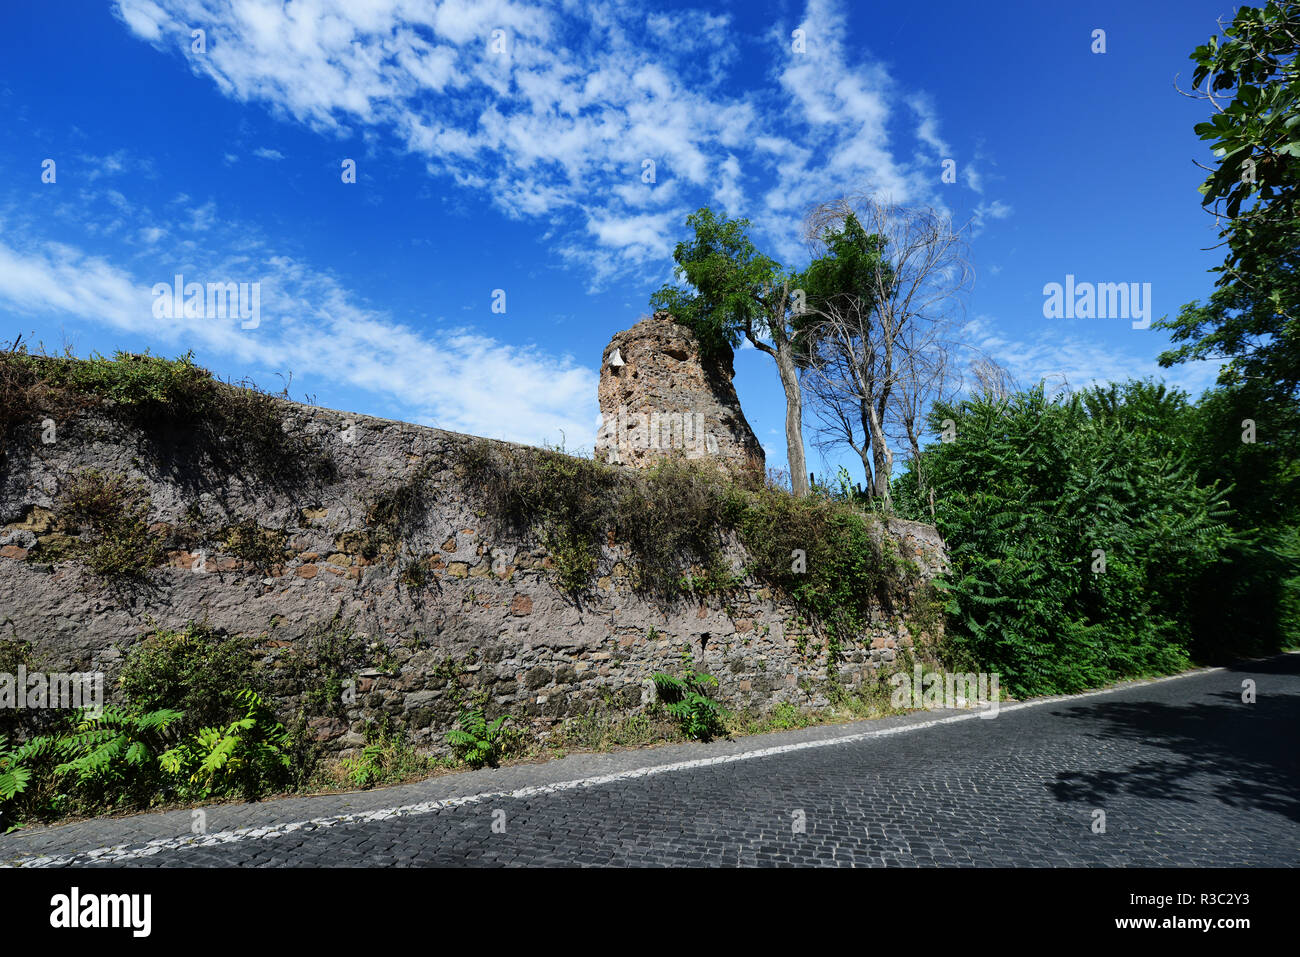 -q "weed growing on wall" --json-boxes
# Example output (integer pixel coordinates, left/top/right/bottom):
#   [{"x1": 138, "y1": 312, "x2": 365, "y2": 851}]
[
  {"x1": 0, "y1": 347, "x2": 333, "y2": 486},
  {"x1": 31, "y1": 469, "x2": 165, "y2": 581},
  {"x1": 652, "y1": 663, "x2": 728, "y2": 742},
  {"x1": 456, "y1": 438, "x2": 919, "y2": 665},
  {"x1": 444, "y1": 708, "x2": 514, "y2": 768}
]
